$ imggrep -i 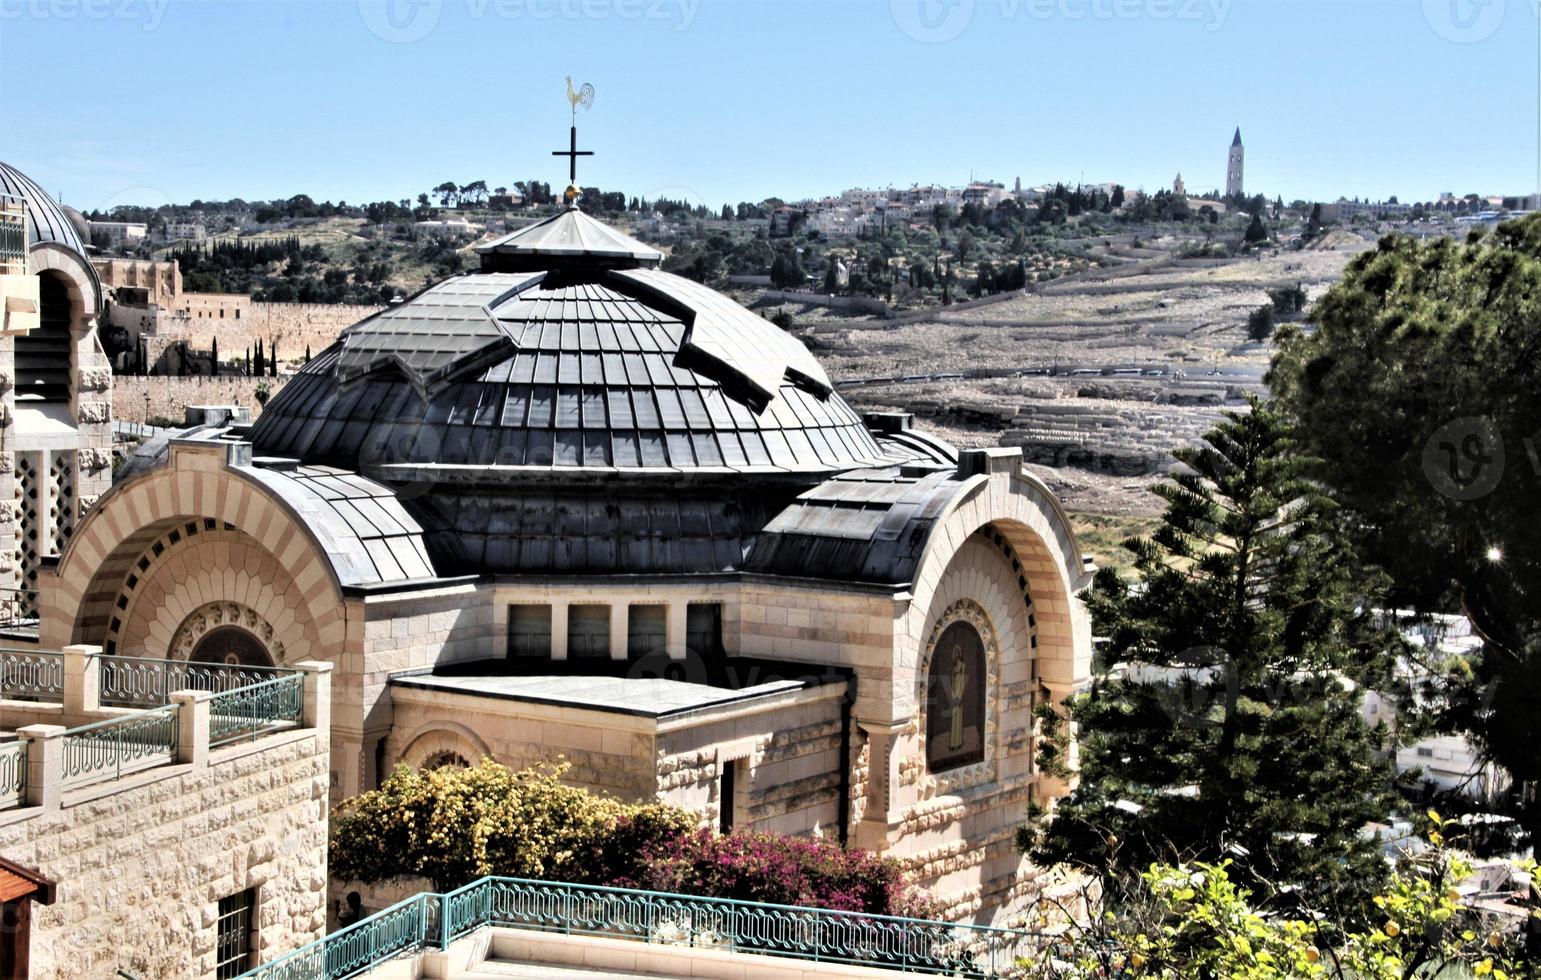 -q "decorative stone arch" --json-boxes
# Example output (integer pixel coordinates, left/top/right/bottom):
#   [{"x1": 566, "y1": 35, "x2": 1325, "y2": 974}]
[
  {"x1": 906, "y1": 469, "x2": 1090, "y2": 699},
  {"x1": 29, "y1": 242, "x2": 101, "y2": 320},
  {"x1": 395, "y1": 723, "x2": 491, "y2": 773},
  {"x1": 170, "y1": 601, "x2": 286, "y2": 666},
  {"x1": 39, "y1": 446, "x2": 348, "y2": 663}
]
